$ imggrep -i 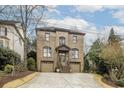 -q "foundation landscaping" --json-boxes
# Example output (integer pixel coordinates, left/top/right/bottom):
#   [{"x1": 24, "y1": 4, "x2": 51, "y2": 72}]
[{"x1": 0, "y1": 48, "x2": 36, "y2": 88}]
